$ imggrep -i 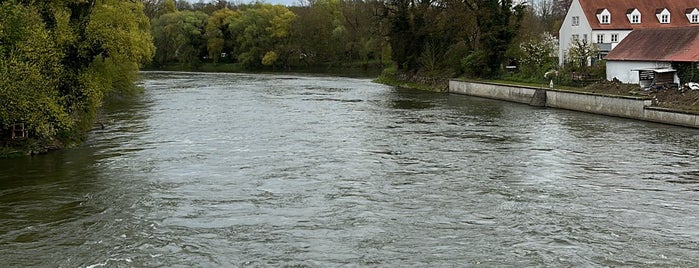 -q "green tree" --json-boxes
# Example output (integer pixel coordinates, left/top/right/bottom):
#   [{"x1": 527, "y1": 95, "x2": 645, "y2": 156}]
[
  {"x1": 228, "y1": 4, "x2": 296, "y2": 68},
  {"x1": 338, "y1": 0, "x2": 384, "y2": 63},
  {"x1": 288, "y1": 1, "x2": 340, "y2": 65},
  {"x1": 381, "y1": 0, "x2": 427, "y2": 70},
  {"x1": 465, "y1": 0, "x2": 525, "y2": 77},
  {"x1": 0, "y1": 3, "x2": 69, "y2": 138},
  {"x1": 151, "y1": 10, "x2": 208, "y2": 66},
  {"x1": 1, "y1": 0, "x2": 154, "y2": 143},
  {"x1": 205, "y1": 8, "x2": 239, "y2": 63},
  {"x1": 142, "y1": 0, "x2": 177, "y2": 19}
]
